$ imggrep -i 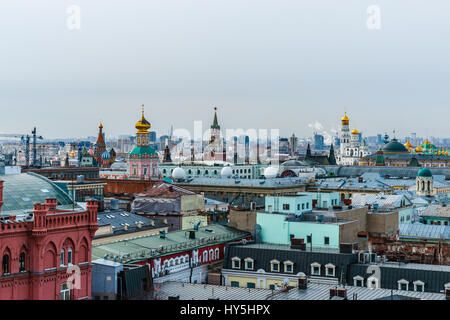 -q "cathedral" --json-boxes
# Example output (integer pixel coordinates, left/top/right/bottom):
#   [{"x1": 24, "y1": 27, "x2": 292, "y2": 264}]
[
  {"x1": 336, "y1": 112, "x2": 370, "y2": 166},
  {"x1": 126, "y1": 105, "x2": 159, "y2": 180}
]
